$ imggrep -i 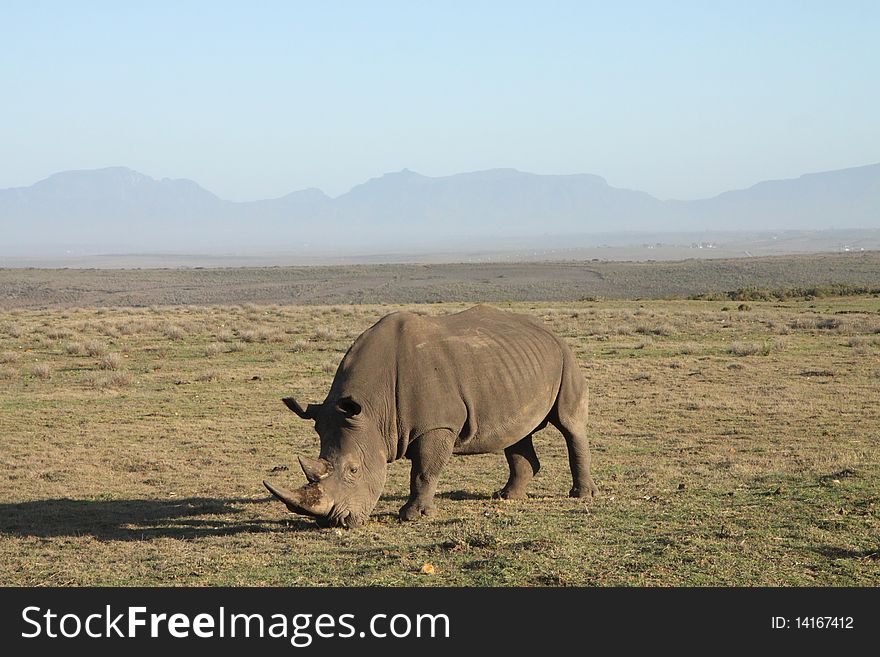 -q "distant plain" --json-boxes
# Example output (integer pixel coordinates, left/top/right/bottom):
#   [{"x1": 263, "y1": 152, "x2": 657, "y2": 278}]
[{"x1": 2, "y1": 251, "x2": 879, "y2": 308}]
